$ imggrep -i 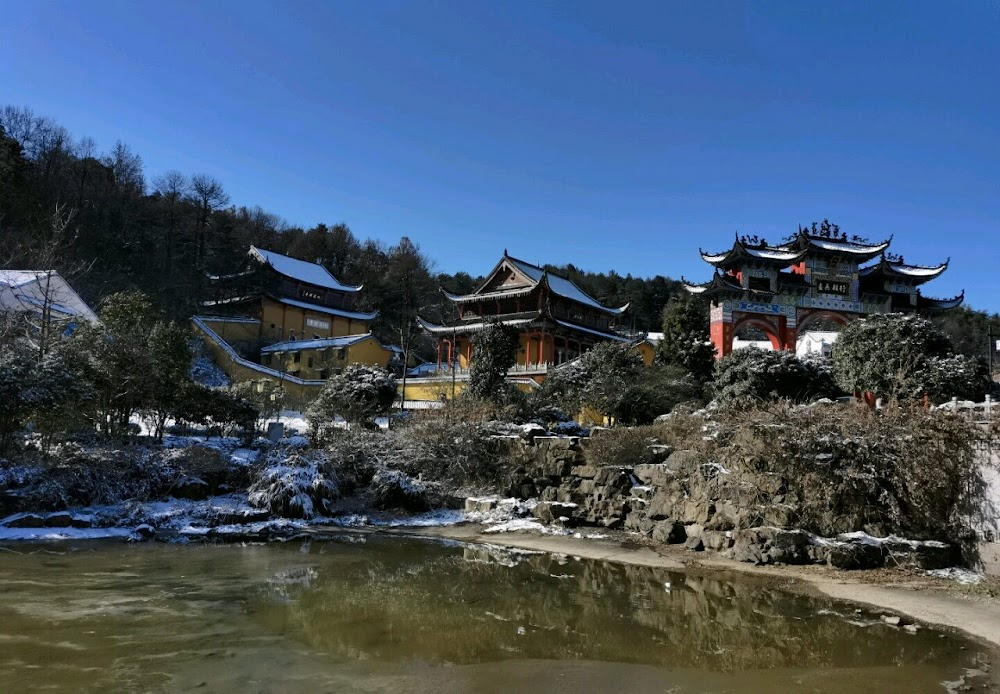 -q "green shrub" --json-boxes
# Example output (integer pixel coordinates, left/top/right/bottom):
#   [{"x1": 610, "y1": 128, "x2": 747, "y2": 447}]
[{"x1": 714, "y1": 348, "x2": 839, "y2": 405}]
